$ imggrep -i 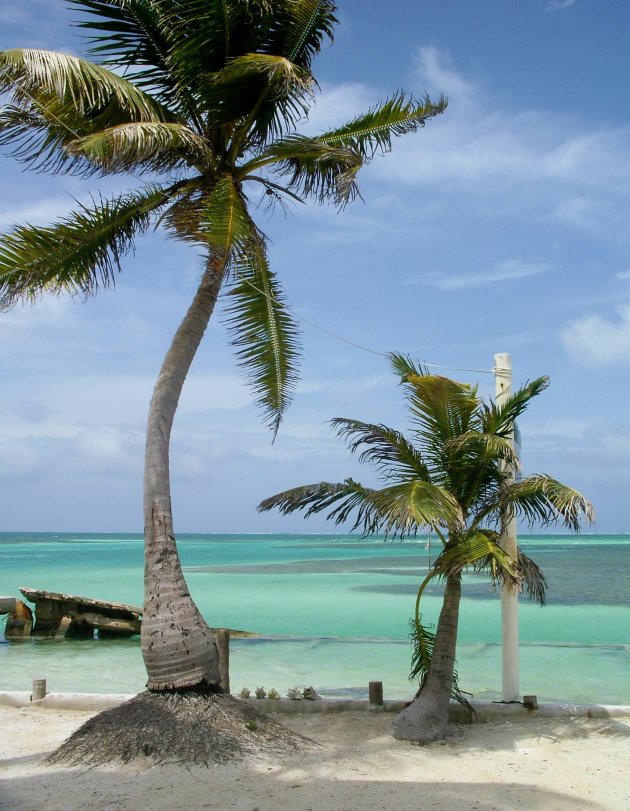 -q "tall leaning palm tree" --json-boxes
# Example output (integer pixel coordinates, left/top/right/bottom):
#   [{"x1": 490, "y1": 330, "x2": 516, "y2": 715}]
[
  {"x1": 0, "y1": 2, "x2": 446, "y2": 693},
  {"x1": 259, "y1": 353, "x2": 594, "y2": 744}
]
